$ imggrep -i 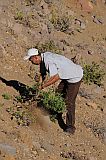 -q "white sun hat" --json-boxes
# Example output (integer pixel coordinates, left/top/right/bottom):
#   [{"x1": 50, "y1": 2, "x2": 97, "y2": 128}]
[{"x1": 24, "y1": 48, "x2": 39, "y2": 60}]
